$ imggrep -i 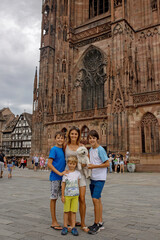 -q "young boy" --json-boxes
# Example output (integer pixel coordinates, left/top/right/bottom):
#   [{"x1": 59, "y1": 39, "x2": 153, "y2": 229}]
[
  {"x1": 88, "y1": 130, "x2": 109, "y2": 234},
  {"x1": 47, "y1": 131, "x2": 66, "y2": 230},
  {"x1": 7, "y1": 159, "x2": 13, "y2": 178},
  {"x1": 61, "y1": 156, "x2": 81, "y2": 236}
]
